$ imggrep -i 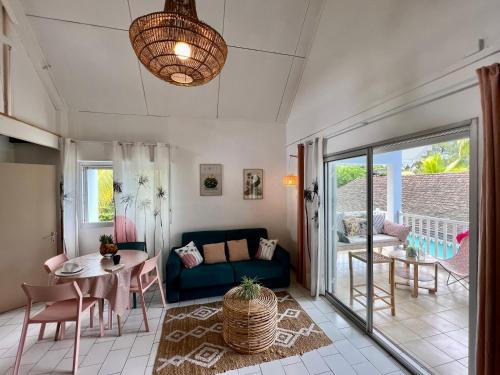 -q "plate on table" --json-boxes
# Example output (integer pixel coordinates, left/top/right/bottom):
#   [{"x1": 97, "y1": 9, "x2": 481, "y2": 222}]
[{"x1": 54, "y1": 266, "x2": 84, "y2": 277}]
